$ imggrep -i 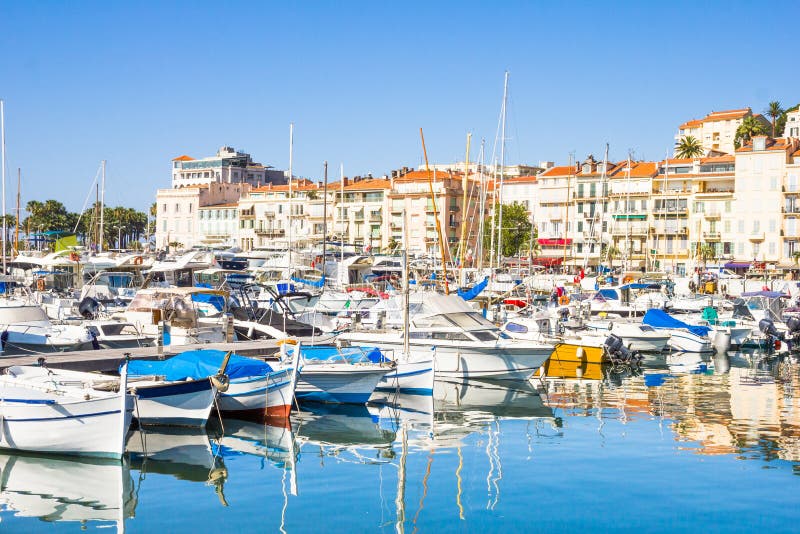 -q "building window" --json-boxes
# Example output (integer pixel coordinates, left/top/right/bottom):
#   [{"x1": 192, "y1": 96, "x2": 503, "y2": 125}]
[
  {"x1": 175, "y1": 203, "x2": 180, "y2": 213},
  {"x1": 162, "y1": 203, "x2": 167, "y2": 213},
  {"x1": 188, "y1": 203, "x2": 192, "y2": 213}
]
